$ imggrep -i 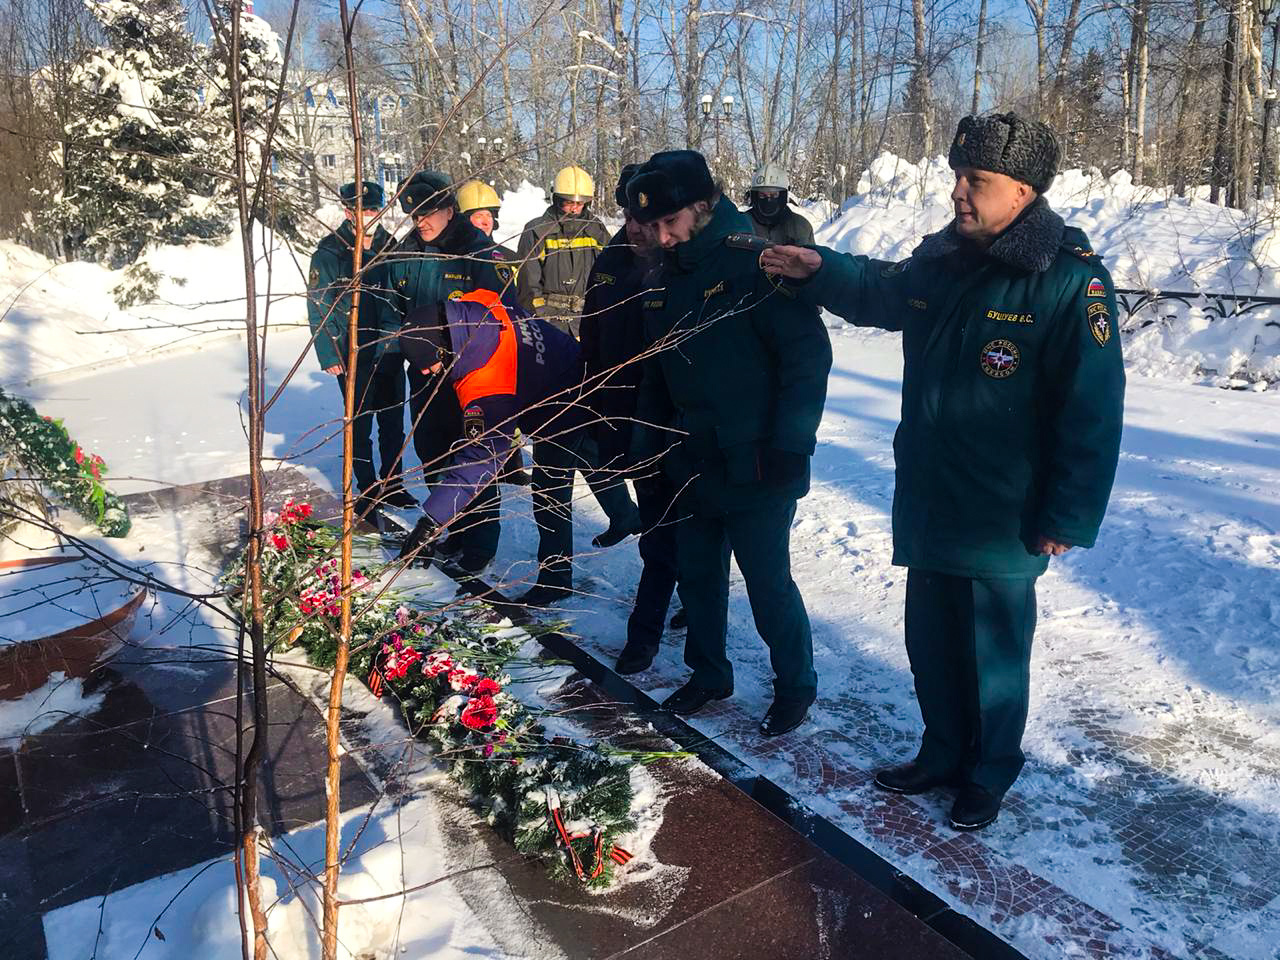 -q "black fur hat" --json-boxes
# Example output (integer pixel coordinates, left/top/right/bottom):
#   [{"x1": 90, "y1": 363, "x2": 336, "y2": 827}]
[
  {"x1": 615, "y1": 163, "x2": 642, "y2": 208},
  {"x1": 625, "y1": 150, "x2": 716, "y2": 224},
  {"x1": 400, "y1": 171, "x2": 454, "y2": 215},
  {"x1": 948, "y1": 113, "x2": 1060, "y2": 194}
]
